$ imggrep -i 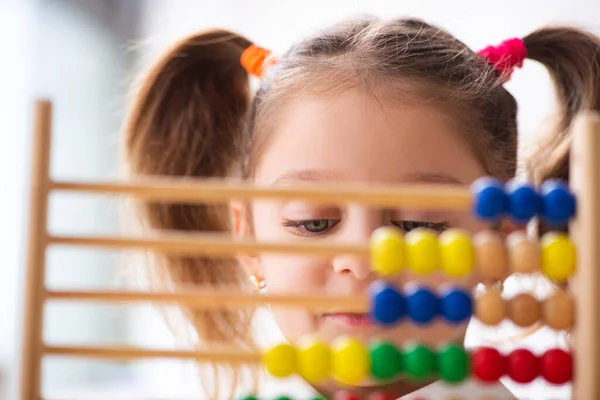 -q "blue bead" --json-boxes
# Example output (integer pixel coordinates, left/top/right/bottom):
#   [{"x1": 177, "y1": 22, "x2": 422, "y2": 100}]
[
  {"x1": 439, "y1": 288, "x2": 472, "y2": 324},
  {"x1": 540, "y1": 180, "x2": 576, "y2": 225},
  {"x1": 505, "y1": 181, "x2": 541, "y2": 223},
  {"x1": 406, "y1": 286, "x2": 438, "y2": 324},
  {"x1": 472, "y1": 177, "x2": 506, "y2": 222},
  {"x1": 370, "y1": 280, "x2": 405, "y2": 326}
]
